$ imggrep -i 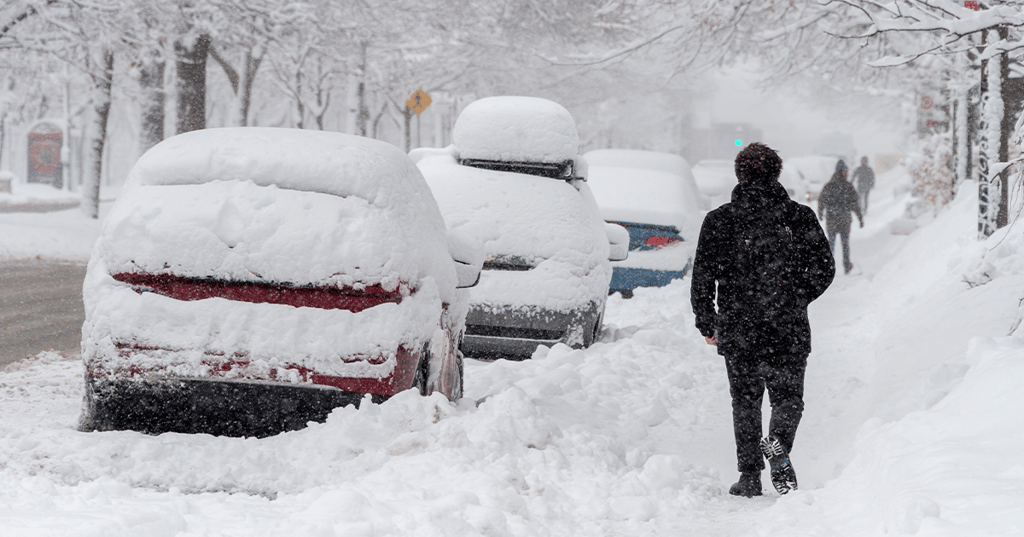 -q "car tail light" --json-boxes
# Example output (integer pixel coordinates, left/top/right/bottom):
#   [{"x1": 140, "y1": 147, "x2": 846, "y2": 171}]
[
  {"x1": 644, "y1": 236, "x2": 682, "y2": 248},
  {"x1": 111, "y1": 273, "x2": 402, "y2": 312}
]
